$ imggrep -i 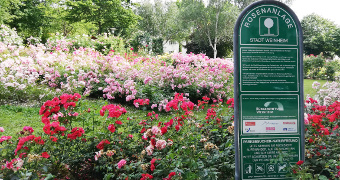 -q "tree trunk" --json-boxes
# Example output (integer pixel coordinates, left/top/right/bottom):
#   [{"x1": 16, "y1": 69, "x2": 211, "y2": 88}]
[{"x1": 213, "y1": 44, "x2": 217, "y2": 59}]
